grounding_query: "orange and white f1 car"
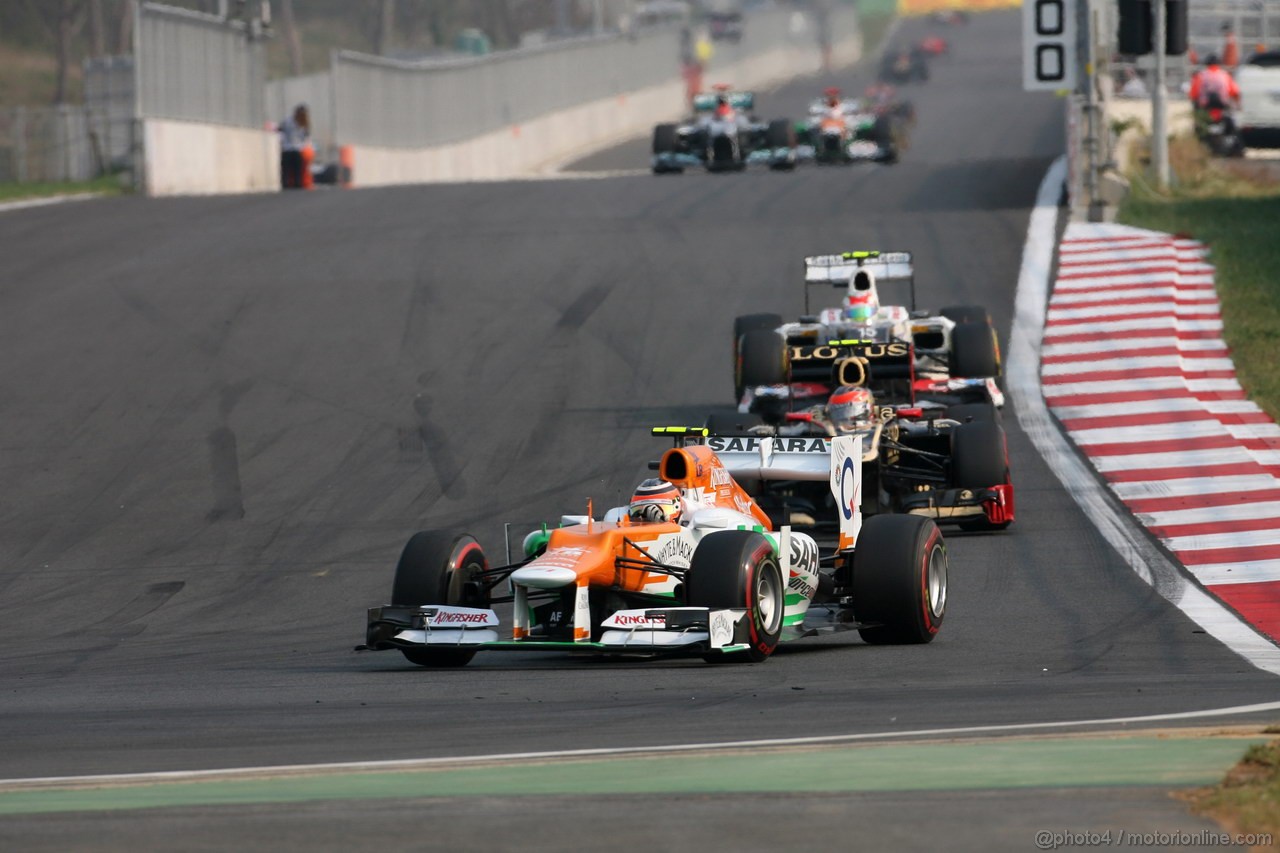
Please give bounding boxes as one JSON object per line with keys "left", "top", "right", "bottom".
{"left": 360, "top": 429, "right": 948, "bottom": 667}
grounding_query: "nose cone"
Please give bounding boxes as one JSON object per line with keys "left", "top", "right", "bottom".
{"left": 511, "top": 564, "right": 578, "bottom": 589}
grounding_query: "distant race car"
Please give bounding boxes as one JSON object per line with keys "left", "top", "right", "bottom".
{"left": 917, "top": 35, "right": 949, "bottom": 57}
{"left": 731, "top": 251, "right": 1003, "bottom": 409}
{"left": 360, "top": 429, "right": 948, "bottom": 667}
{"left": 652, "top": 89, "right": 796, "bottom": 173}
{"left": 880, "top": 45, "right": 930, "bottom": 83}
{"left": 793, "top": 89, "right": 904, "bottom": 164}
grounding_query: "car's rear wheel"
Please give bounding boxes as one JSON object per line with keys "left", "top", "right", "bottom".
{"left": 652, "top": 123, "right": 678, "bottom": 154}
{"left": 952, "top": 422, "right": 1012, "bottom": 531}
{"left": 733, "top": 314, "right": 782, "bottom": 397}
{"left": 950, "top": 421, "right": 1007, "bottom": 490}
{"left": 852, "top": 514, "right": 946, "bottom": 644}
{"left": 766, "top": 118, "right": 795, "bottom": 149}
{"left": 686, "top": 531, "right": 784, "bottom": 662}
{"left": 737, "top": 328, "right": 788, "bottom": 392}
{"left": 950, "top": 321, "right": 1000, "bottom": 378}
{"left": 391, "top": 530, "right": 490, "bottom": 667}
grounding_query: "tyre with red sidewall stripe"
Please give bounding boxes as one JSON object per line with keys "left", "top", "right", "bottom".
{"left": 686, "top": 530, "right": 784, "bottom": 663}
{"left": 391, "top": 530, "right": 490, "bottom": 667}
{"left": 851, "top": 514, "right": 947, "bottom": 644}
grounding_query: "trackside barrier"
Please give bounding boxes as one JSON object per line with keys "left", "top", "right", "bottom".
{"left": 135, "top": 2, "right": 277, "bottom": 196}
{"left": 338, "top": 8, "right": 864, "bottom": 187}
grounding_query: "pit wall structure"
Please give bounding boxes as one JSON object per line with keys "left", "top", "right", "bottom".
{"left": 135, "top": 3, "right": 278, "bottom": 197}
{"left": 346, "top": 30, "right": 865, "bottom": 187}
{"left": 141, "top": 119, "right": 279, "bottom": 196}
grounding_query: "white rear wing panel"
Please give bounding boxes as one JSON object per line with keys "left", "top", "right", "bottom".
{"left": 804, "top": 251, "right": 914, "bottom": 285}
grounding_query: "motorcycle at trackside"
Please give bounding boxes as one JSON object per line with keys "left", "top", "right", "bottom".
{"left": 1195, "top": 95, "right": 1245, "bottom": 158}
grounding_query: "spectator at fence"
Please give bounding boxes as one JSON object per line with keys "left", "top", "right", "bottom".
{"left": 1118, "top": 67, "right": 1149, "bottom": 98}
{"left": 1222, "top": 22, "right": 1240, "bottom": 69}
{"left": 279, "top": 103, "right": 311, "bottom": 189}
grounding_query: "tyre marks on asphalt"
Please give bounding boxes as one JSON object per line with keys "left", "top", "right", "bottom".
{"left": 206, "top": 381, "right": 253, "bottom": 522}
{"left": 1041, "top": 223, "right": 1280, "bottom": 643}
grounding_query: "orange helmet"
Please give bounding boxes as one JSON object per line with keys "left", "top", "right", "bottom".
{"left": 628, "top": 479, "right": 683, "bottom": 523}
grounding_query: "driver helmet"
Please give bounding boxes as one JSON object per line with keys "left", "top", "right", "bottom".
{"left": 827, "top": 386, "right": 874, "bottom": 432}
{"left": 844, "top": 289, "right": 879, "bottom": 324}
{"left": 715, "top": 93, "right": 734, "bottom": 119}
{"left": 1205, "top": 53, "right": 1221, "bottom": 67}
{"left": 824, "top": 86, "right": 841, "bottom": 108}
{"left": 628, "top": 479, "right": 683, "bottom": 524}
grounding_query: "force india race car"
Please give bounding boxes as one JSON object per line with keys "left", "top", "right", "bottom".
{"left": 731, "top": 251, "right": 1003, "bottom": 412}
{"left": 793, "top": 90, "right": 903, "bottom": 165}
{"left": 360, "top": 429, "right": 947, "bottom": 667}
{"left": 652, "top": 89, "right": 796, "bottom": 173}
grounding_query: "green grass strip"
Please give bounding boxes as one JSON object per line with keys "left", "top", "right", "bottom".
{"left": 0, "top": 174, "right": 124, "bottom": 202}
{"left": 0, "top": 736, "right": 1262, "bottom": 816}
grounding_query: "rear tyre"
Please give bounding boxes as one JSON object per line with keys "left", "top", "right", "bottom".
{"left": 391, "top": 530, "right": 490, "bottom": 667}
{"left": 737, "top": 328, "right": 788, "bottom": 392}
{"left": 951, "top": 422, "right": 1007, "bottom": 489}
{"left": 852, "top": 514, "right": 946, "bottom": 644}
{"left": 952, "top": 422, "right": 1012, "bottom": 531}
{"left": 652, "top": 123, "right": 678, "bottom": 154}
{"left": 950, "top": 321, "right": 1000, "bottom": 378}
{"left": 766, "top": 118, "right": 795, "bottom": 149}
{"left": 733, "top": 313, "right": 782, "bottom": 397}
{"left": 686, "top": 530, "right": 784, "bottom": 662}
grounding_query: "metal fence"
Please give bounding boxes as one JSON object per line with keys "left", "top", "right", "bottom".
{"left": 330, "top": 7, "right": 822, "bottom": 150}
{"left": 0, "top": 106, "right": 97, "bottom": 183}
{"left": 84, "top": 56, "right": 137, "bottom": 172}
{"left": 136, "top": 1, "right": 267, "bottom": 128}
{"left": 1188, "top": 0, "right": 1280, "bottom": 60}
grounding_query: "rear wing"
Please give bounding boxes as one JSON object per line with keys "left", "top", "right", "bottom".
{"left": 802, "top": 250, "right": 916, "bottom": 313}
{"left": 693, "top": 90, "right": 755, "bottom": 112}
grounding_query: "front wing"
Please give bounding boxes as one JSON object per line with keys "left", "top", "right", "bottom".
{"left": 362, "top": 604, "right": 758, "bottom": 658}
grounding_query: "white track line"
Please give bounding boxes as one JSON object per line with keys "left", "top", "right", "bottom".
{"left": 0, "top": 192, "right": 100, "bottom": 214}
{"left": 3, "top": 699, "right": 1280, "bottom": 791}
{"left": 1008, "top": 156, "right": 1280, "bottom": 677}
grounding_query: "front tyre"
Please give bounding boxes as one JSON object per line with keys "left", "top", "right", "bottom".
{"left": 391, "top": 530, "right": 490, "bottom": 667}
{"left": 686, "top": 531, "right": 784, "bottom": 662}
{"left": 852, "top": 515, "right": 946, "bottom": 644}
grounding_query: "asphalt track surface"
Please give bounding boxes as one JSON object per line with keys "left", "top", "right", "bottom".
{"left": 0, "top": 12, "right": 1277, "bottom": 845}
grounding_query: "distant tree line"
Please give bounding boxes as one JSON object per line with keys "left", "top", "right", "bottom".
{"left": 1, "top": 1, "right": 627, "bottom": 103}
